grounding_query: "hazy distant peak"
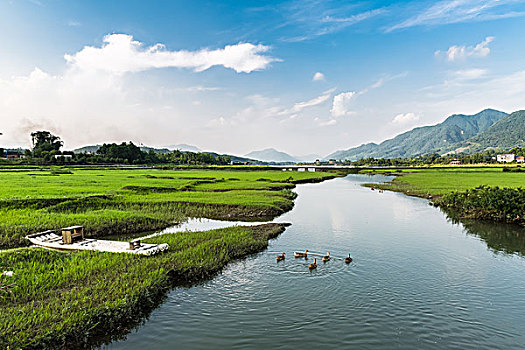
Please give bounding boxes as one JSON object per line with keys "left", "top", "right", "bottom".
{"left": 244, "top": 148, "right": 298, "bottom": 163}
{"left": 165, "top": 144, "right": 201, "bottom": 152}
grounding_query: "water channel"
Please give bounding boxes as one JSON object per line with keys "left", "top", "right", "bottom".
{"left": 105, "top": 174, "right": 525, "bottom": 349}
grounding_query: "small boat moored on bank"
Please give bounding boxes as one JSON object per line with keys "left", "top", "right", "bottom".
{"left": 26, "top": 227, "right": 169, "bottom": 256}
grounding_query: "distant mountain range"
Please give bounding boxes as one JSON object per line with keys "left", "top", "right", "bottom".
{"left": 72, "top": 108, "right": 525, "bottom": 163}
{"left": 326, "top": 108, "right": 523, "bottom": 160}
{"left": 244, "top": 148, "right": 321, "bottom": 163}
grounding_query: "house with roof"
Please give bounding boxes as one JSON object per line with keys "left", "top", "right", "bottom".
{"left": 497, "top": 154, "right": 515, "bottom": 163}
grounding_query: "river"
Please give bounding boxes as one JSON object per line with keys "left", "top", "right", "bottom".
{"left": 104, "top": 174, "right": 525, "bottom": 349}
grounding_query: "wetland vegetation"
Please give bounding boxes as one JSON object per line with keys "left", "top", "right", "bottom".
{"left": 0, "top": 166, "right": 338, "bottom": 249}
{"left": 0, "top": 165, "right": 340, "bottom": 349}
{"left": 0, "top": 223, "right": 288, "bottom": 349}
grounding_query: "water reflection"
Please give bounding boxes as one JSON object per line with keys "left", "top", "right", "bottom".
{"left": 446, "top": 214, "right": 525, "bottom": 256}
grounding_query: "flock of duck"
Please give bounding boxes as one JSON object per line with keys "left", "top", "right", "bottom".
{"left": 275, "top": 250, "right": 353, "bottom": 270}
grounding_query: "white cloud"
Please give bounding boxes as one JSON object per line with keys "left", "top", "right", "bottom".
{"left": 392, "top": 112, "right": 420, "bottom": 124}
{"left": 435, "top": 37, "right": 494, "bottom": 61}
{"left": 388, "top": 0, "right": 525, "bottom": 32}
{"left": 278, "top": 89, "right": 334, "bottom": 116}
{"left": 330, "top": 91, "right": 356, "bottom": 117}
{"left": 318, "top": 119, "right": 337, "bottom": 126}
{"left": 312, "top": 72, "right": 325, "bottom": 81}
{"left": 280, "top": 5, "right": 386, "bottom": 42}
{"left": 64, "top": 34, "right": 278, "bottom": 74}
{"left": 0, "top": 34, "right": 281, "bottom": 149}
{"left": 289, "top": 93, "right": 331, "bottom": 113}
{"left": 451, "top": 68, "right": 488, "bottom": 80}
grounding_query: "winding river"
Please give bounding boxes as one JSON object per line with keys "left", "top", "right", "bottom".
{"left": 104, "top": 174, "right": 525, "bottom": 349}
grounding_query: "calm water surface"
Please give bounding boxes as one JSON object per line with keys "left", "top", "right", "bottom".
{"left": 105, "top": 175, "right": 525, "bottom": 349}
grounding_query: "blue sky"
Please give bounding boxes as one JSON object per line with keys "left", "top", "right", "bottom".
{"left": 1, "top": 0, "right": 525, "bottom": 156}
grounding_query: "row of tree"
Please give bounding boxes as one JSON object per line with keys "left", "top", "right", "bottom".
{"left": 2, "top": 131, "right": 231, "bottom": 165}
{"left": 4, "top": 131, "right": 525, "bottom": 166}
{"left": 333, "top": 149, "right": 524, "bottom": 167}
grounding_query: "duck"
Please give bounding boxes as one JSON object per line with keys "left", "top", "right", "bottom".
{"left": 276, "top": 252, "right": 285, "bottom": 261}
{"left": 322, "top": 252, "right": 331, "bottom": 262}
{"left": 308, "top": 258, "right": 318, "bottom": 270}
{"left": 294, "top": 249, "right": 309, "bottom": 258}
{"left": 344, "top": 253, "right": 353, "bottom": 264}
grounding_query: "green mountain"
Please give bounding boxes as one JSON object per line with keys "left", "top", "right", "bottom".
{"left": 455, "top": 110, "right": 525, "bottom": 152}
{"left": 328, "top": 109, "right": 508, "bottom": 160}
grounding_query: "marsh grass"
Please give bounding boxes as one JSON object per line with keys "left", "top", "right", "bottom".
{"left": 0, "top": 167, "right": 337, "bottom": 248}
{"left": 0, "top": 223, "right": 288, "bottom": 349}
{"left": 363, "top": 167, "right": 525, "bottom": 197}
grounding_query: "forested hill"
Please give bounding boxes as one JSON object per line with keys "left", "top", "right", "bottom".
{"left": 327, "top": 109, "right": 508, "bottom": 160}
{"left": 456, "top": 110, "right": 525, "bottom": 152}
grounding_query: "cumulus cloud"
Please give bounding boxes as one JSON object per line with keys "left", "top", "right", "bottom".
{"left": 435, "top": 37, "right": 494, "bottom": 62}
{"left": 312, "top": 72, "right": 325, "bottom": 81}
{"left": 64, "top": 34, "right": 278, "bottom": 74}
{"left": 330, "top": 91, "right": 356, "bottom": 117}
{"left": 392, "top": 112, "right": 420, "bottom": 124}
{"left": 0, "top": 34, "right": 281, "bottom": 148}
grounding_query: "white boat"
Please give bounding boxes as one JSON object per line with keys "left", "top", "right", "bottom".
{"left": 26, "top": 230, "right": 169, "bottom": 256}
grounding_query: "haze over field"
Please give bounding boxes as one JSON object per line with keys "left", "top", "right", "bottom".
{"left": 2, "top": 0, "right": 525, "bottom": 156}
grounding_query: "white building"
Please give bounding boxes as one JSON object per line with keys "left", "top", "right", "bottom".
{"left": 497, "top": 154, "right": 515, "bottom": 163}
{"left": 54, "top": 154, "right": 73, "bottom": 159}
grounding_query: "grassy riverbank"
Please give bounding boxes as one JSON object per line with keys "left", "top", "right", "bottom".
{"left": 0, "top": 166, "right": 339, "bottom": 249}
{"left": 363, "top": 167, "right": 525, "bottom": 197}
{"left": 363, "top": 167, "right": 525, "bottom": 224}
{"left": 0, "top": 223, "right": 289, "bottom": 349}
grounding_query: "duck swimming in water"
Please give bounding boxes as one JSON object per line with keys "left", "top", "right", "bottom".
{"left": 322, "top": 252, "right": 331, "bottom": 262}
{"left": 344, "top": 253, "right": 353, "bottom": 264}
{"left": 294, "top": 249, "right": 309, "bottom": 258}
{"left": 308, "top": 258, "right": 318, "bottom": 270}
{"left": 276, "top": 252, "right": 285, "bottom": 261}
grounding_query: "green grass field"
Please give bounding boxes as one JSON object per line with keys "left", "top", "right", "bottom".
{"left": 365, "top": 167, "right": 525, "bottom": 196}
{"left": 0, "top": 166, "right": 339, "bottom": 249}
